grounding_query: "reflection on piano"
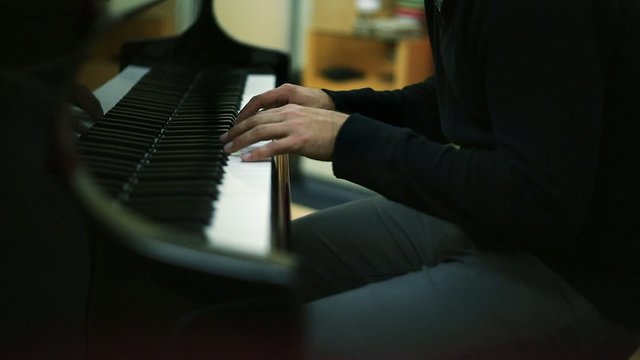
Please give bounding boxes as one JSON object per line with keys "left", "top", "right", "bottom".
{"left": 74, "top": 0, "right": 296, "bottom": 284}
{"left": 3, "top": 1, "right": 300, "bottom": 358}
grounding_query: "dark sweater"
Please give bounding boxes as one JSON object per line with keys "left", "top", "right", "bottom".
{"left": 327, "top": 0, "right": 640, "bottom": 329}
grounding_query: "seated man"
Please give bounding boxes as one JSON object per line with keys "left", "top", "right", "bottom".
{"left": 222, "top": 0, "right": 640, "bottom": 358}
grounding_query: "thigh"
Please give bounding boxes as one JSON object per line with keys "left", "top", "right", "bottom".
{"left": 303, "top": 252, "right": 636, "bottom": 360}
{"left": 291, "top": 196, "right": 475, "bottom": 293}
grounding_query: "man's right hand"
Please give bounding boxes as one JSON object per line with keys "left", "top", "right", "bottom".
{"left": 236, "top": 83, "right": 335, "bottom": 123}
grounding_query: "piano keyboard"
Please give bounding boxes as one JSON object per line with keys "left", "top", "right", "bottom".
{"left": 83, "top": 65, "right": 278, "bottom": 257}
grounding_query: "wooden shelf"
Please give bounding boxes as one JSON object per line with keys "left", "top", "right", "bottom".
{"left": 302, "top": 30, "right": 434, "bottom": 91}
{"left": 76, "top": 0, "right": 177, "bottom": 90}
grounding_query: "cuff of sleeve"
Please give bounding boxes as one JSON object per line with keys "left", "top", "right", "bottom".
{"left": 323, "top": 88, "right": 376, "bottom": 113}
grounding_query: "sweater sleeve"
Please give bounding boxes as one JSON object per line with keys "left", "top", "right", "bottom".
{"left": 324, "top": 77, "right": 446, "bottom": 142}
{"left": 332, "top": 0, "right": 604, "bottom": 253}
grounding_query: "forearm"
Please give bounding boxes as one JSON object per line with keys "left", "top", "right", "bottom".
{"left": 324, "top": 77, "right": 445, "bottom": 142}
{"left": 332, "top": 114, "right": 598, "bottom": 255}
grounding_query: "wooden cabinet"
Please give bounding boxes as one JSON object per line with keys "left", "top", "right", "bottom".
{"left": 76, "top": 0, "right": 177, "bottom": 90}
{"left": 302, "top": 30, "right": 434, "bottom": 91}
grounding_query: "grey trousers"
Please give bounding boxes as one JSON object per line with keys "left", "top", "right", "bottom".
{"left": 292, "top": 196, "right": 637, "bottom": 359}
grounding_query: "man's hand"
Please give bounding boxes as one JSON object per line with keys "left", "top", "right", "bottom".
{"left": 71, "top": 83, "right": 103, "bottom": 133}
{"left": 237, "top": 83, "right": 335, "bottom": 123}
{"left": 222, "top": 104, "right": 348, "bottom": 162}
{"left": 72, "top": 83, "right": 103, "bottom": 121}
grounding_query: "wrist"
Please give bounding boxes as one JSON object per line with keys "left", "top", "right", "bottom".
{"left": 320, "top": 89, "right": 336, "bottom": 111}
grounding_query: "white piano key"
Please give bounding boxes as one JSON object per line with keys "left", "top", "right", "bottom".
{"left": 205, "top": 74, "right": 276, "bottom": 256}
{"left": 241, "top": 74, "right": 277, "bottom": 108}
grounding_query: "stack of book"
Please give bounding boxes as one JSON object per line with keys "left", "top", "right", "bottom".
{"left": 395, "top": 0, "right": 426, "bottom": 21}
{"left": 354, "top": 0, "right": 427, "bottom": 39}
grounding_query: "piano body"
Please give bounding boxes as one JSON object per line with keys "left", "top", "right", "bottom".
{"left": 77, "top": 0, "right": 295, "bottom": 281}
{"left": 71, "top": 1, "right": 303, "bottom": 358}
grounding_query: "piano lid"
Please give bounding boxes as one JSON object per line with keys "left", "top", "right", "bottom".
{"left": 119, "top": 0, "right": 290, "bottom": 85}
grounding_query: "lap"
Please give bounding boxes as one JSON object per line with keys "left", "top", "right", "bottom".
{"left": 304, "top": 252, "right": 632, "bottom": 359}
{"left": 292, "top": 196, "right": 635, "bottom": 359}
{"left": 291, "top": 196, "right": 475, "bottom": 295}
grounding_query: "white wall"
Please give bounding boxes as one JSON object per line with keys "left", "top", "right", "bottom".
{"left": 215, "top": 0, "right": 292, "bottom": 52}
{"left": 292, "top": 0, "right": 313, "bottom": 71}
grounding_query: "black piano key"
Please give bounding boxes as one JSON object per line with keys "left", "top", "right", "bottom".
{"left": 157, "top": 137, "right": 224, "bottom": 144}
{"left": 146, "top": 156, "right": 224, "bottom": 164}
{"left": 179, "top": 102, "right": 239, "bottom": 109}
{"left": 80, "top": 132, "right": 151, "bottom": 149}
{"left": 79, "top": 154, "right": 142, "bottom": 168}
{"left": 124, "top": 88, "right": 184, "bottom": 97}
{"left": 77, "top": 142, "right": 148, "bottom": 156}
{"left": 167, "top": 121, "right": 231, "bottom": 127}
{"left": 97, "top": 122, "right": 162, "bottom": 135}
{"left": 77, "top": 66, "right": 248, "bottom": 230}
{"left": 154, "top": 142, "right": 221, "bottom": 149}
{"left": 162, "top": 129, "right": 228, "bottom": 136}
{"left": 87, "top": 127, "right": 157, "bottom": 142}
{"left": 79, "top": 147, "right": 147, "bottom": 162}
{"left": 116, "top": 100, "right": 177, "bottom": 112}
{"left": 104, "top": 112, "right": 170, "bottom": 124}
{"left": 97, "top": 120, "right": 164, "bottom": 132}
{"left": 129, "top": 179, "right": 224, "bottom": 189}
{"left": 143, "top": 159, "right": 226, "bottom": 168}
{"left": 92, "top": 178, "right": 126, "bottom": 192}
{"left": 171, "top": 116, "right": 236, "bottom": 123}
{"left": 149, "top": 151, "right": 224, "bottom": 160}
{"left": 85, "top": 160, "right": 138, "bottom": 174}
{"left": 107, "top": 108, "right": 174, "bottom": 120}
{"left": 87, "top": 168, "right": 133, "bottom": 182}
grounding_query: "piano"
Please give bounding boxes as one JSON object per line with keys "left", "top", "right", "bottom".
{"left": 71, "top": 1, "right": 305, "bottom": 358}
{"left": 73, "top": 0, "right": 297, "bottom": 286}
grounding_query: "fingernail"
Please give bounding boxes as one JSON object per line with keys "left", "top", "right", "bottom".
{"left": 241, "top": 151, "right": 252, "bottom": 161}
{"left": 223, "top": 141, "right": 233, "bottom": 153}
{"left": 220, "top": 132, "right": 228, "bottom": 142}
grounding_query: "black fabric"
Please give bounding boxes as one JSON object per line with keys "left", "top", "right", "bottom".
{"left": 326, "top": 0, "right": 640, "bottom": 330}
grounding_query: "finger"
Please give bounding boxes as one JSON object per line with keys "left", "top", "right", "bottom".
{"left": 225, "top": 108, "right": 284, "bottom": 143}
{"left": 237, "top": 91, "right": 281, "bottom": 123}
{"left": 72, "top": 116, "right": 91, "bottom": 134}
{"left": 224, "top": 122, "right": 289, "bottom": 155}
{"left": 241, "top": 137, "right": 297, "bottom": 162}
{"left": 83, "top": 100, "right": 104, "bottom": 121}
{"left": 237, "top": 87, "right": 290, "bottom": 123}
{"left": 73, "top": 84, "right": 104, "bottom": 120}
{"left": 236, "top": 96, "right": 264, "bottom": 123}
